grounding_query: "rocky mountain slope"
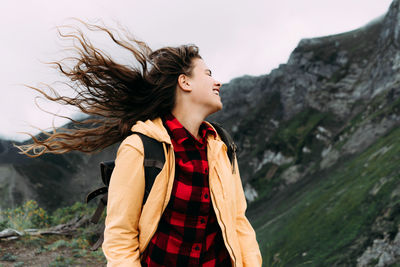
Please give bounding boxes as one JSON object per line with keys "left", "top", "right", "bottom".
{"left": 0, "top": 139, "right": 118, "bottom": 211}
{"left": 214, "top": 0, "right": 400, "bottom": 264}
{"left": 3, "top": 0, "right": 400, "bottom": 265}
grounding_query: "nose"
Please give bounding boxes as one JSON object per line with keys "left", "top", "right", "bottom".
{"left": 214, "top": 80, "right": 222, "bottom": 88}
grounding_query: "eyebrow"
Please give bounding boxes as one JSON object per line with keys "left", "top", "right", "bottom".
{"left": 205, "top": 69, "right": 212, "bottom": 75}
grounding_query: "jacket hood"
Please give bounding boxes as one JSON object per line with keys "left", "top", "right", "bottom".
{"left": 131, "top": 118, "right": 172, "bottom": 144}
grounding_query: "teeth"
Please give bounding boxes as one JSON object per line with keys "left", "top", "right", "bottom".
{"left": 213, "top": 89, "right": 219, "bottom": 95}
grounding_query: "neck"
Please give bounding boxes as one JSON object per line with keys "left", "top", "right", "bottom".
{"left": 171, "top": 107, "right": 207, "bottom": 140}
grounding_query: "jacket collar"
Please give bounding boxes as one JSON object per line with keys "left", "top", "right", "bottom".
{"left": 130, "top": 117, "right": 223, "bottom": 146}
{"left": 163, "top": 113, "right": 216, "bottom": 146}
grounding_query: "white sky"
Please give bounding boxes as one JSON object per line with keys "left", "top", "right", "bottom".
{"left": 0, "top": 0, "right": 394, "bottom": 141}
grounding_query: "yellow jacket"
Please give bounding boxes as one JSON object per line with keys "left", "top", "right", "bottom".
{"left": 102, "top": 118, "right": 262, "bottom": 267}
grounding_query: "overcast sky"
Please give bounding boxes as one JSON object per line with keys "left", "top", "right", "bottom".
{"left": 1, "top": 0, "right": 394, "bottom": 141}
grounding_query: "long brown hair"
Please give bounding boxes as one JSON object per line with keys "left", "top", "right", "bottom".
{"left": 16, "top": 20, "right": 201, "bottom": 157}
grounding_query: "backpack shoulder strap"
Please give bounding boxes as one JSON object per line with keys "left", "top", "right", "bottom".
{"left": 134, "top": 132, "right": 166, "bottom": 205}
{"left": 209, "top": 122, "right": 238, "bottom": 174}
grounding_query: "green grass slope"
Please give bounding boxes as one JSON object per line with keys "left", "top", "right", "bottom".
{"left": 251, "top": 126, "right": 400, "bottom": 266}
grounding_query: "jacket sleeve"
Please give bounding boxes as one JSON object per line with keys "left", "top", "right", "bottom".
{"left": 233, "top": 158, "right": 263, "bottom": 267}
{"left": 102, "top": 136, "right": 145, "bottom": 267}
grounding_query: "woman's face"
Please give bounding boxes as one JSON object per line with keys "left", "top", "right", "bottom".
{"left": 187, "top": 58, "right": 222, "bottom": 115}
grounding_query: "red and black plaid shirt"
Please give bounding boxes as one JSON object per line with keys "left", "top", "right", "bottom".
{"left": 141, "top": 114, "right": 231, "bottom": 267}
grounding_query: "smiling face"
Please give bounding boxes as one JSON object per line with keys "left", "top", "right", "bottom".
{"left": 184, "top": 58, "right": 222, "bottom": 116}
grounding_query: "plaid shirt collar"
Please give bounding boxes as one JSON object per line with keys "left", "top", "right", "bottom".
{"left": 163, "top": 113, "right": 216, "bottom": 145}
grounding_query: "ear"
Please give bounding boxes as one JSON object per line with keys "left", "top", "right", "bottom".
{"left": 177, "top": 74, "right": 192, "bottom": 92}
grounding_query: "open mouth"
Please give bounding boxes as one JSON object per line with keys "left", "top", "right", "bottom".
{"left": 213, "top": 89, "right": 220, "bottom": 95}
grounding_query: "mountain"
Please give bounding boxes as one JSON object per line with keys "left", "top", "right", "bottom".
{"left": 2, "top": 0, "right": 400, "bottom": 265}
{"left": 208, "top": 0, "right": 400, "bottom": 265}
{"left": 0, "top": 138, "right": 118, "bottom": 211}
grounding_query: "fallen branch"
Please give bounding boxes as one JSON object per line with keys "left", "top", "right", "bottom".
{"left": 0, "top": 229, "right": 23, "bottom": 239}
{"left": 0, "top": 215, "right": 91, "bottom": 239}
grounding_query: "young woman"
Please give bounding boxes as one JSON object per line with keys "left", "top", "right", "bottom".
{"left": 18, "top": 21, "right": 262, "bottom": 267}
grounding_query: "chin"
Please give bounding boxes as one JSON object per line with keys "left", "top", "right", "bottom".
{"left": 208, "top": 102, "right": 223, "bottom": 116}
{"left": 216, "top": 102, "right": 223, "bottom": 111}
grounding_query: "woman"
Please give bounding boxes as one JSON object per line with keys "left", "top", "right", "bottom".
{"left": 17, "top": 21, "right": 261, "bottom": 267}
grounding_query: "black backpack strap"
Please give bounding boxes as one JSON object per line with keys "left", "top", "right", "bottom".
{"left": 89, "top": 193, "right": 108, "bottom": 224}
{"left": 134, "top": 132, "right": 166, "bottom": 205}
{"left": 210, "top": 122, "right": 238, "bottom": 174}
{"left": 91, "top": 224, "right": 105, "bottom": 251}
{"left": 100, "top": 161, "right": 115, "bottom": 186}
{"left": 85, "top": 161, "right": 114, "bottom": 207}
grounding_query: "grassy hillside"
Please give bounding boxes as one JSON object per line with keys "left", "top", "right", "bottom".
{"left": 249, "top": 126, "right": 400, "bottom": 266}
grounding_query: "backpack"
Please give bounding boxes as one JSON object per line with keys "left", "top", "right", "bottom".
{"left": 86, "top": 122, "right": 237, "bottom": 250}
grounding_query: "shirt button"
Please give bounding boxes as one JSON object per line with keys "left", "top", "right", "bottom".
{"left": 204, "top": 194, "right": 209, "bottom": 199}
